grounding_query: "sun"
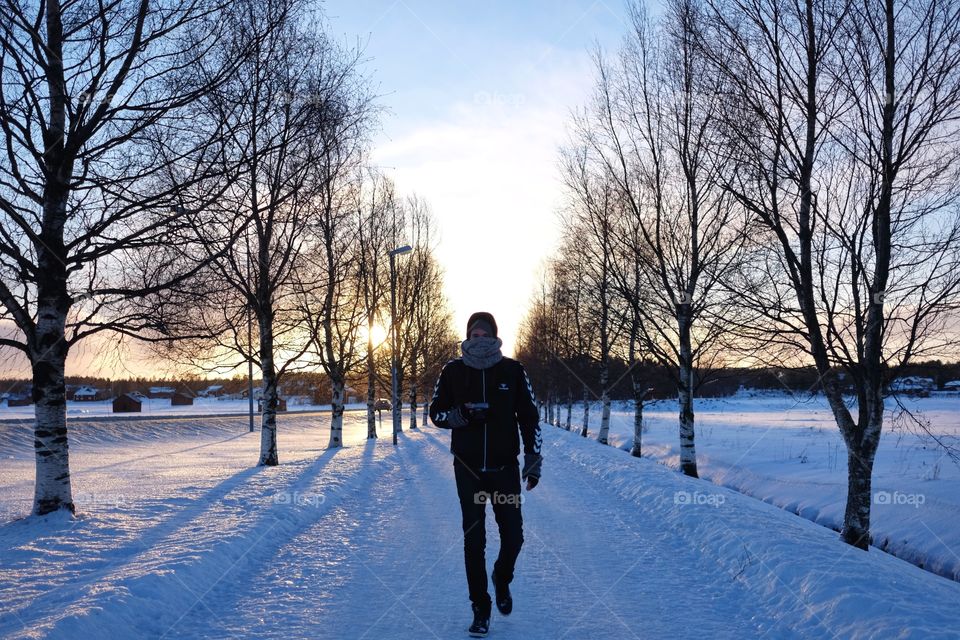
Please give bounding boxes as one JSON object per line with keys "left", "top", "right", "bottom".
{"left": 360, "top": 322, "right": 389, "bottom": 348}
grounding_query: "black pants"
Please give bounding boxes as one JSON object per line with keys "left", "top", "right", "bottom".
{"left": 454, "top": 460, "right": 524, "bottom": 610}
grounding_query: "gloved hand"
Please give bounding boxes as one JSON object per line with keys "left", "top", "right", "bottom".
{"left": 445, "top": 403, "right": 488, "bottom": 428}
{"left": 463, "top": 402, "right": 489, "bottom": 424}
{"left": 522, "top": 453, "right": 542, "bottom": 490}
{"left": 446, "top": 405, "right": 470, "bottom": 428}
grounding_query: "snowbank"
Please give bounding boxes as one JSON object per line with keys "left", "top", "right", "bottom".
{"left": 549, "top": 427, "right": 960, "bottom": 639}
{"left": 563, "top": 392, "right": 960, "bottom": 582}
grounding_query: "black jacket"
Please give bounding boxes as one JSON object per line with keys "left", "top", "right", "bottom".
{"left": 429, "top": 356, "right": 542, "bottom": 473}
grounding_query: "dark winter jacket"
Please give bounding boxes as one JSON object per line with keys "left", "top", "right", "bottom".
{"left": 429, "top": 356, "right": 542, "bottom": 474}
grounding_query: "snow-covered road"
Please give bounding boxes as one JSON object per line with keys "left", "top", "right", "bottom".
{"left": 2, "top": 415, "right": 959, "bottom": 639}
{"left": 176, "top": 428, "right": 767, "bottom": 639}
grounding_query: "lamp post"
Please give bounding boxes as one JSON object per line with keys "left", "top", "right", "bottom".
{"left": 388, "top": 244, "right": 413, "bottom": 445}
{"left": 246, "top": 225, "right": 255, "bottom": 433}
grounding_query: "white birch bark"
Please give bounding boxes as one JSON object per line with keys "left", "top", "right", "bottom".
{"left": 258, "top": 315, "right": 279, "bottom": 466}
{"left": 31, "top": 308, "right": 73, "bottom": 514}
{"left": 630, "top": 377, "right": 645, "bottom": 458}
{"left": 408, "top": 381, "right": 418, "bottom": 430}
{"left": 677, "top": 312, "right": 698, "bottom": 477}
{"left": 597, "top": 364, "right": 611, "bottom": 445}
{"left": 328, "top": 378, "right": 345, "bottom": 448}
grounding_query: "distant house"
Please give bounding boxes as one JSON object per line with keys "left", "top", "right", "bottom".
{"left": 129, "top": 391, "right": 148, "bottom": 402}
{"left": 72, "top": 386, "right": 100, "bottom": 401}
{"left": 148, "top": 386, "right": 176, "bottom": 399}
{"left": 243, "top": 388, "right": 264, "bottom": 400}
{"left": 7, "top": 396, "right": 32, "bottom": 407}
{"left": 890, "top": 376, "right": 936, "bottom": 396}
{"left": 113, "top": 394, "right": 142, "bottom": 413}
{"left": 284, "top": 395, "right": 311, "bottom": 407}
{"left": 944, "top": 380, "right": 960, "bottom": 392}
{"left": 198, "top": 384, "right": 224, "bottom": 398}
{"left": 171, "top": 392, "right": 194, "bottom": 406}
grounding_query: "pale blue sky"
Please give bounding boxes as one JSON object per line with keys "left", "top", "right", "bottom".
{"left": 325, "top": 0, "right": 633, "bottom": 353}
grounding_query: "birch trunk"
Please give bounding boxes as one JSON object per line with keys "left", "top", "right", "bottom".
{"left": 565, "top": 391, "right": 573, "bottom": 431}
{"left": 258, "top": 315, "right": 279, "bottom": 466}
{"left": 408, "top": 380, "right": 418, "bottom": 430}
{"left": 394, "top": 370, "right": 405, "bottom": 435}
{"left": 597, "top": 364, "right": 611, "bottom": 445}
{"left": 328, "top": 377, "right": 345, "bottom": 448}
{"left": 630, "top": 376, "right": 645, "bottom": 458}
{"left": 580, "top": 385, "right": 590, "bottom": 437}
{"left": 31, "top": 300, "right": 73, "bottom": 514}
{"left": 421, "top": 400, "right": 428, "bottom": 427}
{"left": 677, "top": 311, "right": 698, "bottom": 477}
{"left": 843, "top": 439, "right": 877, "bottom": 548}
{"left": 827, "top": 376, "right": 883, "bottom": 549}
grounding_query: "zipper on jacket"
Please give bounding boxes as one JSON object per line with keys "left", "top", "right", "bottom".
{"left": 482, "top": 368, "right": 487, "bottom": 472}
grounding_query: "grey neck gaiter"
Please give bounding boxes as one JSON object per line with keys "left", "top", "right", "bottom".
{"left": 461, "top": 336, "right": 504, "bottom": 370}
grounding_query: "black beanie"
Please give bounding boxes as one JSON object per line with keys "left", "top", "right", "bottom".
{"left": 466, "top": 311, "right": 498, "bottom": 338}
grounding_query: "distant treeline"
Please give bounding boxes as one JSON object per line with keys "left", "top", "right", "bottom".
{"left": 519, "top": 359, "right": 960, "bottom": 403}
{"left": 0, "top": 371, "right": 380, "bottom": 405}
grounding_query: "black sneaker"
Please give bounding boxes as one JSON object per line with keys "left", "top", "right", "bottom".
{"left": 468, "top": 603, "right": 491, "bottom": 637}
{"left": 491, "top": 571, "right": 512, "bottom": 615}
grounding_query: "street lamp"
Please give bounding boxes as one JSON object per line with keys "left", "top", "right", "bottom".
{"left": 246, "top": 223, "right": 255, "bottom": 433}
{"left": 388, "top": 244, "right": 413, "bottom": 445}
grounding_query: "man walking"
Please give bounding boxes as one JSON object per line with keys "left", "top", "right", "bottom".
{"left": 429, "top": 311, "right": 543, "bottom": 637}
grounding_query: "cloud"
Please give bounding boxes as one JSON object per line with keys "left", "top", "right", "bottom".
{"left": 372, "top": 54, "right": 595, "bottom": 354}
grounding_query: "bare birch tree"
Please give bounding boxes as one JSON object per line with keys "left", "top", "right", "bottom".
{"left": 152, "top": 0, "right": 371, "bottom": 463}
{"left": 559, "top": 148, "right": 627, "bottom": 445}
{"left": 302, "top": 146, "right": 370, "bottom": 449}
{"left": 703, "top": 0, "right": 960, "bottom": 548}
{"left": 0, "top": 0, "right": 263, "bottom": 514}
{"left": 355, "top": 169, "right": 394, "bottom": 439}
{"left": 571, "top": 0, "right": 746, "bottom": 476}
{"left": 390, "top": 197, "right": 458, "bottom": 433}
